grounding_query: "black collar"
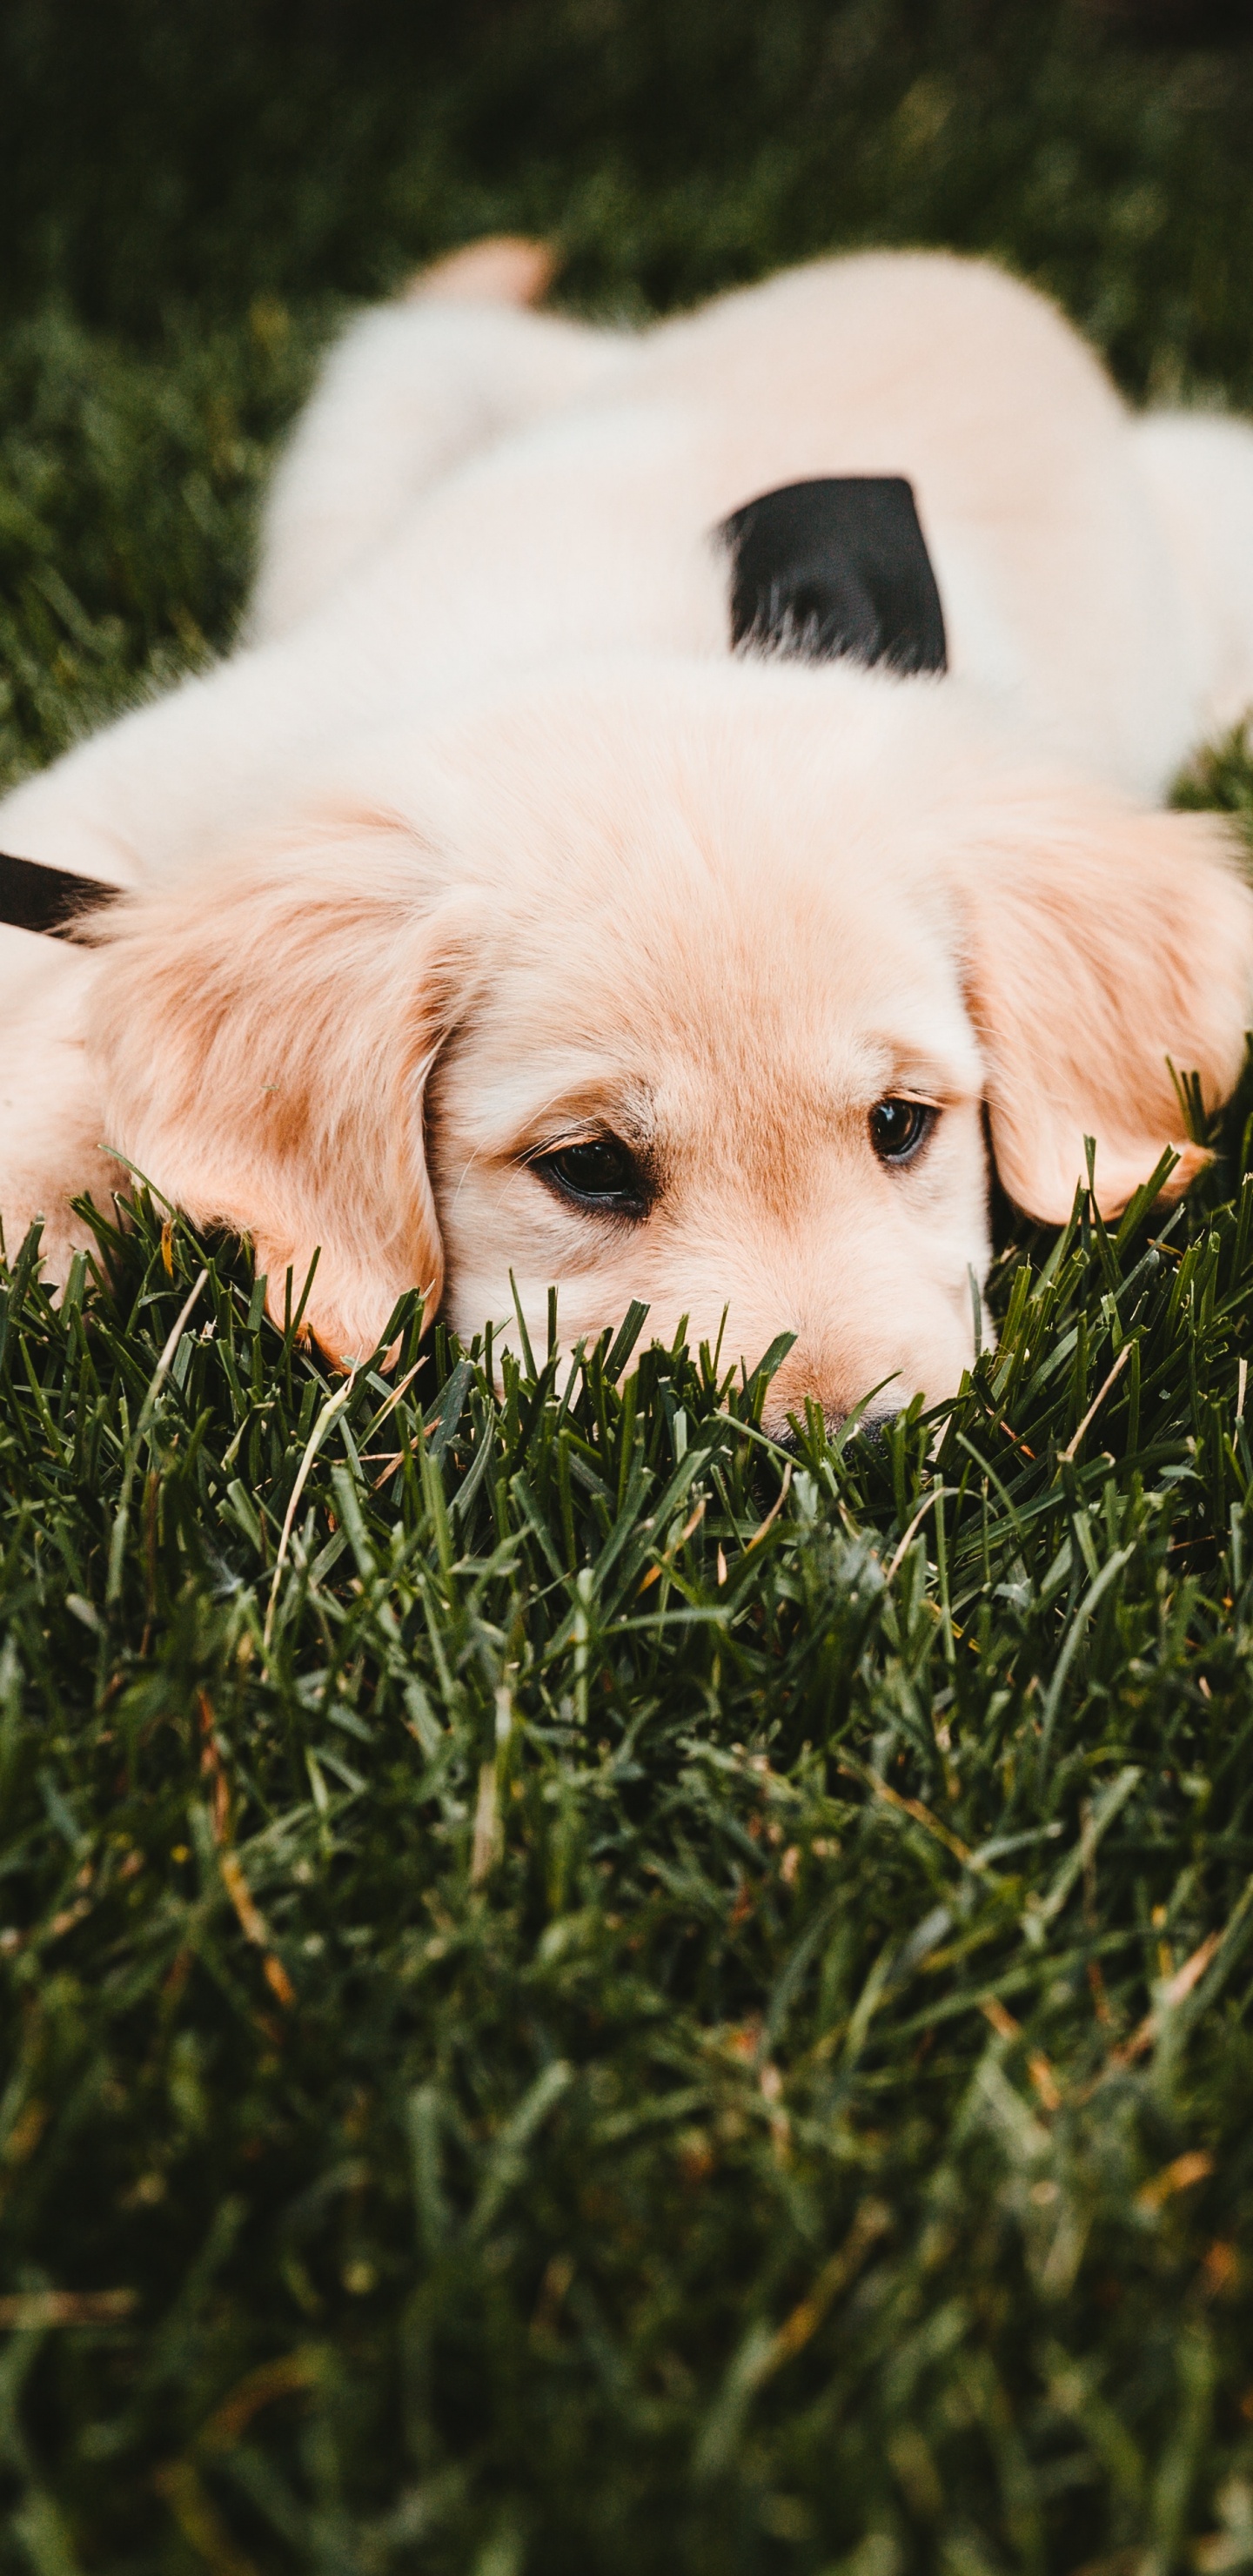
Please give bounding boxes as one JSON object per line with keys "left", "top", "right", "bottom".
{"left": 0, "top": 849, "right": 122, "bottom": 938}
{"left": 720, "top": 475, "right": 947, "bottom": 674}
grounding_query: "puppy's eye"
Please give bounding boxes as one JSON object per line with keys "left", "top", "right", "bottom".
{"left": 532, "top": 1136, "right": 647, "bottom": 1212}
{"left": 869, "top": 1097, "right": 937, "bottom": 1164}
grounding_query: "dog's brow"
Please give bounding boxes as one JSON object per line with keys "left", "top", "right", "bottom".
{"left": 507, "top": 1071, "right": 611, "bottom": 1144}
{"left": 881, "top": 1043, "right": 980, "bottom": 1101}
{"left": 479, "top": 1070, "right": 656, "bottom": 1155}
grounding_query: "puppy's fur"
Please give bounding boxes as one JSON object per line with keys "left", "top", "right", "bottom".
{"left": 2, "top": 242, "right": 1251, "bottom": 1432}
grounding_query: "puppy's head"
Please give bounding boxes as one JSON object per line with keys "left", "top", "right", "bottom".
{"left": 90, "top": 661, "right": 1253, "bottom": 1434}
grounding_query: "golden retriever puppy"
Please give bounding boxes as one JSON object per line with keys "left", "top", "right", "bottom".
{"left": 0, "top": 242, "right": 1250, "bottom": 1431}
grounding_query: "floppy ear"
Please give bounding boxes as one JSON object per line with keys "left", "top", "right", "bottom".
{"left": 955, "top": 788, "right": 1253, "bottom": 1221}
{"left": 88, "top": 813, "right": 481, "bottom": 1364}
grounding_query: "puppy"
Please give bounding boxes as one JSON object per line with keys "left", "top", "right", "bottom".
{"left": 1, "top": 240, "right": 1251, "bottom": 1434}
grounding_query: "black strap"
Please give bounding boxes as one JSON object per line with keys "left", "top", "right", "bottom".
{"left": 720, "top": 475, "right": 947, "bottom": 675}
{"left": 0, "top": 849, "right": 123, "bottom": 938}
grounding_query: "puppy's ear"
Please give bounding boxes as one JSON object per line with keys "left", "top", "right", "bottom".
{"left": 89, "top": 815, "right": 480, "bottom": 1364}
{"left": 955, "top": 789, "right": 1253, "bottom": 1222}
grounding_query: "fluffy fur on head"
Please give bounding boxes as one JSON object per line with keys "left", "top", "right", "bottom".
{"left": 85, "top": 657, "right": 1253, "bottom": 1431}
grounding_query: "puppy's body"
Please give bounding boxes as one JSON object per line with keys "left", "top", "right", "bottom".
{"left": 3, "top": 252, "right": 1247, "bottom": 881}
{"left": 1, "top": 247, "right": 1251, "bottom": 1427}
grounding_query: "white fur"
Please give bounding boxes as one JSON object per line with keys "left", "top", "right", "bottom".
{"left": 1, "top": 246, "right": 1250, "bottom": 1423}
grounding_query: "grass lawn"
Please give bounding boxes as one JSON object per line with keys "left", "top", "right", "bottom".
{"left": 9, "top": 5, "right": 1253, "bottom": 2569}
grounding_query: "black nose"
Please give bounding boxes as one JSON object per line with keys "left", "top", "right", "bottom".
{"left": 769, "top": 1403, "right": 900, "bottom": 1457}
{"left": 849, "top": 1405, "right": 898, "bottom": 1452}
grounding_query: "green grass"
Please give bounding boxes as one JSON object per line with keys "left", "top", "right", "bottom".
{"left": 10, "top": 4, "right": 1253, "bottom": 2569}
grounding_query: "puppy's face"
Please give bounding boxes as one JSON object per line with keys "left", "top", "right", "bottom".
{"left": 430, "top": 828, "right": 986, "bottom": 1435}
{"left": 90, "top": 659, "right": 1253, "bottom": 1432}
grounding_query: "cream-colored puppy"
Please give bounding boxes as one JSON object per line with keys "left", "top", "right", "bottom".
{"left": 1, "top": 240, "right": 1251, "bottom": 1432}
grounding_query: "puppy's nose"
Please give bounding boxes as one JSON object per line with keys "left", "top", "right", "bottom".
{"left": 766, "top": 1402, "right": 900, "bottom": 1453}
{"left": 846, "top": 1405, "right": 897, "bottom": 1451}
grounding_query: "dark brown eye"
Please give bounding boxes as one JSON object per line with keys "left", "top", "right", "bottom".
{"left": 533, "top": 1137, "right": 647, "bottom": 1212}
{"left": 869, "top": 1098, "right": 936, "bottom": 1164}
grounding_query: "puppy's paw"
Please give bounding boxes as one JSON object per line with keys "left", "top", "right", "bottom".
{"left": 407, "top": 236, "right": 557, "bottom": 308}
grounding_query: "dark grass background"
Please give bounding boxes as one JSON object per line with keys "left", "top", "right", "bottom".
{"left": 9, "top": 5, "right": 1253, "bottom": 2571}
